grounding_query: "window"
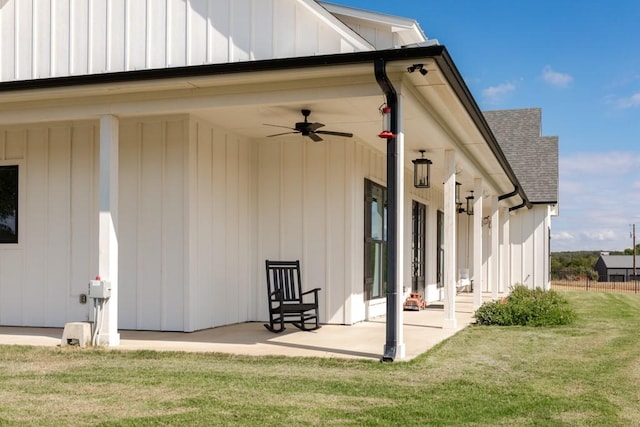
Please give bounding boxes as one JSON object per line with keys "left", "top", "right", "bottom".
{"left": 0, "top": 165, "right": 19, "bottom": 244}
{"left": 364, "top": 179, "right": 387, "bottom": 300}
{"left": 411, "top": 200, "right": 426, "bottom": 294}
{"left": 436, "top": 210, "right": 444, "bottom": 288}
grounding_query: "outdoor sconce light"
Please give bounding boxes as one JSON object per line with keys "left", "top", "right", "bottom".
{"left": 455, "top": 182, "right": 462, "bottom": 211}
{"left": 412, "top": 150, "right": 432, "bottom": 188}
{"left": 455, "top": 185, "right": 474, "bottom": 215}
{"left": 465, "top": 191, "right": 474, "bottom": 216}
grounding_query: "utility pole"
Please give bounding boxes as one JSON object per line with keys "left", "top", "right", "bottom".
{"left": 632, "top": 224, "right": 637, "bottom": 294}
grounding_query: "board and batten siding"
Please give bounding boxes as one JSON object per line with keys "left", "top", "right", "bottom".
{"left": 0, "top": 122, "right": 98, "bottom": 327}
{"left": 118, "top": 117, "right": 188, "bottom": 331}
{"left": 119, "top": 115, "right": 255, "bottom": 332}
{"left": 508, "top": 205, "right": 551, "bottom": 290}
{"left": 185, "top": 117, "right": 254, "bottom": 332}
{"left": 0, "top": 0, "right": 370, "bottom": 83}
{"left": 256, "top": 137, "right": 389, "bottom": 325}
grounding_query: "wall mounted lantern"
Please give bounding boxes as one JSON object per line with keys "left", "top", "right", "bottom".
{"left": 455, "top": 182, "right": 462, "bottom": 210}
{"left": 456, "top": 184, "right": 474, "bottom": 215}
{"left": 465, "top": 191, "right": 474, "bottom": 216}
{"left": 412, "top": 150, "right": 432, "bottom": 188}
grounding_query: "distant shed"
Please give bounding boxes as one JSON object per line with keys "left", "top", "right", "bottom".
{"left": 594, "top": 255, "right": 640, "bottom": 282}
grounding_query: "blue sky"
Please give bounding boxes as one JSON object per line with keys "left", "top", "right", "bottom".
{"left": 335, "top": 0, "right": 640, "bottom": 252}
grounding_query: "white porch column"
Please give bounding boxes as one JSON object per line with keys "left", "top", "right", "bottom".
{"left": 473, "top": 178, "right": 484, "bottom": 310}
{"left": 394, "top": 92, "right": 406, "bottom": 359}
{"left": 443, "top": 150, "right": 457, "bottom": 329}
{"left": 500, "top": 206, "right": 511, "bottom": 294}
{"left": 490, "top": 195, "right": 500, "bottom": 300}
{"left": 98, "top": 114, "right": 120, "bottom": 346}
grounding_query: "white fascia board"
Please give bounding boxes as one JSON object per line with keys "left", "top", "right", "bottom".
{"left": 319, "top": 1, "right": 427, "bottom": 44}
{"left": 299, "top": 0, "right": 375, "bottom": 51}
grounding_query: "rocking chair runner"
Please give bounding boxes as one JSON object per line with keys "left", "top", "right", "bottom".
{"left": 264, "top": 260, "right": 321, "bottom": 333}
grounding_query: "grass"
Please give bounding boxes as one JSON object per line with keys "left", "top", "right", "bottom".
{"left": 0, "top": 291, "right": 639, "bottom": 426}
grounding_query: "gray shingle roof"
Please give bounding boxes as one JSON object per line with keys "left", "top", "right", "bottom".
{"left": 483, "top": 108, "right": 558, "bottom": 204}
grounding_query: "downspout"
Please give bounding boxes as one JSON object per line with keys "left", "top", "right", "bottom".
{"left": 374, "top": 58, "right": 399, "bottom": 362}
{"left": 498, "top": 186, "right": 528, "bottom": 212}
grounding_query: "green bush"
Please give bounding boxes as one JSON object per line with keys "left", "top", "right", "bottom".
{"left": 474, "top": 285, "right": 576, "bottom": 326}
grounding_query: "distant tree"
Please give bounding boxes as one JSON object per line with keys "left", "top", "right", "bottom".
{"left": 551, "top": 251, "right": 599, "bottom": 280}
{"left": 623, "top": 244, "right": 640, "bottom": 255}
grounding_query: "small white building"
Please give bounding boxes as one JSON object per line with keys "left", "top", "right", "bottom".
{"left": 0, "top": 0, "right": 558, "bottom": 359}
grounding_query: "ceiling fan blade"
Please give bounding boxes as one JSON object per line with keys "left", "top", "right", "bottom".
{"left": 267, "top": 131, "right": 299, "bottom": 138}
{"left": 315, "top": 130, "right": 354, "bottom": 138}
{"left": 308, "top": 122, "right": 325, "bottom": 132}
{"left": 264, "top": 123, "right": 295, "bottom": 130}
{"left": 308, "top": 132, "right": 323, "bottom": 142}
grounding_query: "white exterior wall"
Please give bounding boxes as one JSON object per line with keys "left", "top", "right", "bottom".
{"left": 482, "top": 216, "right": 492, "bottom": 293}
{"left": 0, "top": 121, "right": 98, "bottom": 327}
{"left": 333, "top": 16, "right": 395, "bottom": 49}
{"left": 185, "top": 117, "right": 254, "bottom": 332}
{"left": 0, "top": 0, "right": 370, "bottom": 82}
{"left": 0, "top": 115, "right": 256, "bottom": 331}
{"left": 257, "top": 138, "right": 437, "bottom": 325}
{"left": 118, "top": 116, "right": 188, "bottom": 331}
{"left": 456, "top": 212, "right": 473, "bottom": 286}
{"left": 508, "top": 205, "right": 551, "bottom": 290}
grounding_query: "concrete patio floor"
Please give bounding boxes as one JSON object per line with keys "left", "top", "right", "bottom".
{"left": 0, "top": 293, "right": 486, "bottom": 361}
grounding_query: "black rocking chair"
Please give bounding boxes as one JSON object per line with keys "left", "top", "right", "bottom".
{"left": 264, "top": 260, "right": 321, "bottom": 333}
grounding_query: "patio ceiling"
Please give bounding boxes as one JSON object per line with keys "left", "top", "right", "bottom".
{"left": 0, "top": 53, "right": 518, "bottom": 203}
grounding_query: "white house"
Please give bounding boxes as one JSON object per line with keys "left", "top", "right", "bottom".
{"left": 0, "top": 0, "right": 557, "bottom": 360}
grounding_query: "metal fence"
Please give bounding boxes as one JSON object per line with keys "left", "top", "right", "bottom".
{"left": 552, "top": 278, "right": 640, "bottom": 294}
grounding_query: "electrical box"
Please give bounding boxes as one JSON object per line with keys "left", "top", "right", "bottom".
{"left": 88, "top": 280, "right": 111, "bottom": 299}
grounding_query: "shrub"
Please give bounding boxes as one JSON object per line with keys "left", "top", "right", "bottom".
{"left": 474, "top": 285, "right": 576, "bottom": 326}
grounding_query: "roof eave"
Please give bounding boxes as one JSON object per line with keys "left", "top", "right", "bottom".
{"left": 0, "top": 45, "right": 527, "bottom": 204}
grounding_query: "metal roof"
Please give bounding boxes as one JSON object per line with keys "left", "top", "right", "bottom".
{"left": 598, "top": 255, "right": 640, "bottom": 269}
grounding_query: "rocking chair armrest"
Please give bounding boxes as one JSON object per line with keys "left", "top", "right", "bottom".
{"left": 269, "top": 289, "right": 283, "bottom": 300}
{"left": 302, "top": 288, "right": 321, "bottom": 296}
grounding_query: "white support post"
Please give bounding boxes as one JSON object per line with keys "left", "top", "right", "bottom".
{"left": 473, "top": 178, "right": 484, "bottom": 310}
{"left": 500, "top": 206, "right": 510, "bottom": 295}
{"left": 443, "top": 150, "right": 457, "bottom": 329}
{"left": 98, "top": 114, "right": 120, "bottom": 346}
{"left": 394, "top": 93, "right": 406, "bottom": 359}
{"left": 490, "top": 196, "right": 500, "bottom": 300}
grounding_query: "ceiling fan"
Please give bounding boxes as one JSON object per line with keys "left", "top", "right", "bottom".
{"left": 264, "top": 109, "right": 353, "bottom": 142}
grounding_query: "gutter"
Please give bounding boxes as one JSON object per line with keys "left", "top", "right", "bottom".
{"left": 374, "top": 58, "right": 399, "bottom": 363}
{"left": 0, "top": 46, "right": 446, "bottom": 93}
{"left": 498, "top": 187, "right": 519, "bottom": 201}
{"left": 498, "top": 186, "right": 526, "bottom": 212}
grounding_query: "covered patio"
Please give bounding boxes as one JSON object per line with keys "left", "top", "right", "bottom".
{"left": 0, "top": 293, "right": 482, "bottom": 361}
{"left": 0, "top": 0, "right": 557, "bottom": 364}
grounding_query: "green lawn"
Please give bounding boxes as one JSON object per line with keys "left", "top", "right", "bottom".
{"left": 1, "top": 291, "right": 639, "bottom": 426}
